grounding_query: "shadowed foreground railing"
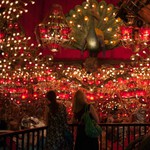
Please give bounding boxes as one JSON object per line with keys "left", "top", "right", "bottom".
{"left": 0, "top": 126, "right": 46, "bottom": 150}
{"left": 0, "top": 124, "right": 150, "bottom": 150}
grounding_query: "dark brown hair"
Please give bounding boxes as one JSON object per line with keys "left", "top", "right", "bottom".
{"left": 46, "top": 90, "right": 58, "bottom": 113}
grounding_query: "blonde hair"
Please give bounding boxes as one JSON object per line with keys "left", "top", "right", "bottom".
{"left": 72, "top": 90, "right": 87, "bottom": 113}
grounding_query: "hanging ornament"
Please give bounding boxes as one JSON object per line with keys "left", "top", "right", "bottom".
{"left": 139, "top": 97, "right": 147, "bottom": 104}
{"left": 35, "top": 4, "right": 71, "bottom": 53}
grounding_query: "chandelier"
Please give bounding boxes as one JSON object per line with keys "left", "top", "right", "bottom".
{"left": 117, "top": 0, "right": 150, "bottom": 53}
{"left": 35, "top": 4, "right": 71, "bottom": 53}
{"left": 120, "top": 23, "right": 150, "bottom": 53}
{"left": 120, "top": 14, "right": 150, "bottom": 52}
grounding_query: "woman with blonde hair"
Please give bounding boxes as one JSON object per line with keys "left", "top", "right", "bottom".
{"left": 72, "top": 89, "right": 99, "bottom": 150}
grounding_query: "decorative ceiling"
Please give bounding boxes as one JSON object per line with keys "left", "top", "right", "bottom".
{"left": 20, "top": 0, "right": 134, "bottom": 62}
{"left": 0, "top": 0, "right": 149, "bottom": 123}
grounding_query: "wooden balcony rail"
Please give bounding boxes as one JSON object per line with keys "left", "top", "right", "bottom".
{"left": 0, "top": 123, "right": 150, "bottom": 150}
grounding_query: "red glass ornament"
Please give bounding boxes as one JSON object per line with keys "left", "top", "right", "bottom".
{"left": 88, "top": 80, "right": 94, "bottom": 85}
{"left": 139, "top": 27, "right": 150, "bottom": 41}
{"left": 8, "top": 23, "right": 13, "bottom": 29}
{"left": 0, "top": 32, "right": 5, "bottom": 38}
{"left": 21, "top": 94, "right": 27, "bottom": 99}
{"left": 14, "top": 23, "right": 19, "bottom": 29}
{"left": 130, "top": 103, "right": 136, "bottom": 109}
{"left": 33, "top": 93, "right": 38, "bottom": 98}
{"left": 83, "top": 78, "right": 87, "bottom": 82}
{"left": 95, "top": 80, "right": 101, "bottom": 85}
{"left": 61, "top": 27, "right": 70, "bottom": 35}
{"left": 139, "top": 97, "right": 147, "bottom": 104}
{"left": 120, "top": 26, "right": 132, "bottom": 40}
{"left": 62, "top": 35, "right": 69, "bottom": 40}
{"left": 40, "top": 28, "right": 47, "bottom": 34}
{"left": 50, "top": 43, "right": 60, "bottom": 52}
{"left": 136, "top": 89, "right": 146, "bottom": 97}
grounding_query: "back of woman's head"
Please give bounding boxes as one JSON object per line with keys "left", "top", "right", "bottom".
{"left": 46, "top": 90, "right": 59, "bottom": 113}
{"left": 74, "top": 90, "right": 85, "bottom": 102}
{"left": 46, "top": 90, "right": 56, "bottom": 103}
{"left": 73, "top": 90, "right": 87, "bottom": 113}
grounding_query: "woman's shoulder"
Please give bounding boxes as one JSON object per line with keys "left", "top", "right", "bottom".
{"left": 88, "top": 104, "right": 97, "bottom": 112}
{"left": 58, "top": 103, "right": 66, "bottom": 110}
{"left": 88, "top": 103, "right": 94, "bottom": 108}
{"left": 58, "top": 102, "right": 65, "bottom": 107}
{"left": 86, "top": 103, "right": 92, "bottom": 110}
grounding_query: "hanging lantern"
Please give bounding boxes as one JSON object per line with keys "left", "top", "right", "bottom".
{"left": 139, "top": 27, "right": 150, "bottom": 41}
{"left": 35, "top": 4, "right": 71, "bottom": 53}
{"left": 120, "top": 26, "right": 132, "bottom": 41}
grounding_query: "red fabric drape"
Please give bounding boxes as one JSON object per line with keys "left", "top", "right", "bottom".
{"left": 20, "top": 0, "right": 133, "bottom": 61}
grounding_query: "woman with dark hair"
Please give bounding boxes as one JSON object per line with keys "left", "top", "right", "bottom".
{"left": 45, "top": 90, "right": 72, "bottom": 150}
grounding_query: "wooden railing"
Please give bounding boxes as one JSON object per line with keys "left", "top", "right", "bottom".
{"left": 0, "top": 123, "right": 150, "bottom": 150}
{"left": 99, "top": 123, "right": 150, "bottom": 150}
{"left": 0, "top": 126, "right": 46, "bottom": 150}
